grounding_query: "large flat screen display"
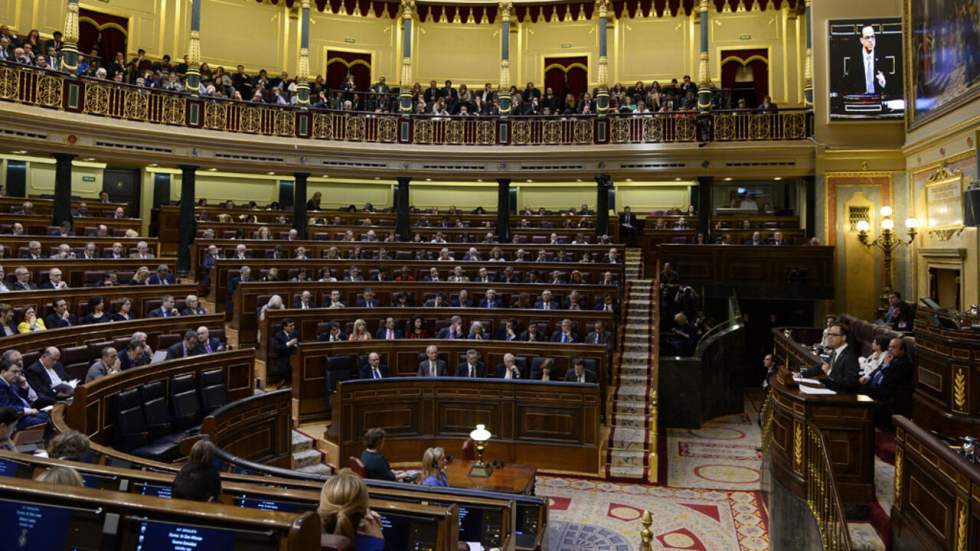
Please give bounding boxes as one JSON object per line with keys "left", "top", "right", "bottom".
{"left": 829, "top": 18, "right": 905, "bottom": 119}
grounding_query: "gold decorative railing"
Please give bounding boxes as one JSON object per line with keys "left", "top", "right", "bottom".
{"left": 805, "top": 422, "right": 853, "bottom": 551}
{"left": 0, "top": 62, "right": 814, "bottom": 146}
{"left": 760, "top": 389, "right": 775, "bottom": 454}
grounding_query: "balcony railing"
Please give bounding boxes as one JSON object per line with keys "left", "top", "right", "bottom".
{"left": 0, "top": 62, "right": 813, "bottom": 147}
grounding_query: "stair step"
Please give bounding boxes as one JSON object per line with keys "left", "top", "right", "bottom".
{"left": 292, "top": 448, "right": 323, "bottom": 470}
{"left": 848, "top": 523, "right": 886, "bottom": 551}
{"left": 296, "top": 463, "right": 334, "bottom": 476}
{"left": 618, "top": 375, "right": 649, "bottom": 385}
{"left": 611, "top": 414, "right": 646, "bottom": 428}
{"left": 291, "top": 430, "right": 314, "bottom": 453}
{"left": 614, "top": 403, "right": 648, "bottom": 416}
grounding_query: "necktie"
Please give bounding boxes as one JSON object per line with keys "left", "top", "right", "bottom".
{"left": 387, "top": 330, "right": 393, "bottom": 340}
{"left": 865, "top": 56, "right": 874, "bottom": 94}
{"left": 595, "top": 334, "right": 600, "bottom": 344}
{"left": 206, "top": 343, "right": 212, "bottom": 353}
{"left": 373, "top": 368, "right": 381, "bottom": 379}
{"left": 469, "top": 365, "right": 474, "bottom": 377}
{"left": 562, "top": 334, "right": 568, "bottom": 344}
{"left": 431, "top": 363, "right": 437, "bottom": 377}
{"left": 578, "top": 375, "right": 584, "bottom": 383}
{"left": 828, "top": 350, "right": 838, "bottom": 370}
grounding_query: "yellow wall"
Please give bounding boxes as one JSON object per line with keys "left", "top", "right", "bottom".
{"left": 615, "top": 182, "right": 693, "bottom": 213}
{"left": 0, "top": 155, "right": 104, "bottom": 198}
{"left": 311, "top": 180, "right": 393, "bottom": 210}
{"left": 7, "top": 1, "right": 802, "bottom": 102}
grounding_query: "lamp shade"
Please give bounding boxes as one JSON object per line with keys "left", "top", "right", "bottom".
{"left": 905, "top": 217, "right": 919, "bottom": 229}
{"left": 882, "top": 218, "right": 895, "bottom": 231}
{"left": 856, "top": 220, "right": 871, "bottom": 233}
{"left": 470, "top": 424, "right": 492, "bottom": 443}
{"left": 880, "top": 205, "right": 893, "bottom": 217}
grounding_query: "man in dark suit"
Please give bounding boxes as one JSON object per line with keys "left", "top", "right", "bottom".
{"left": 861, "top": 337, "right": 915, "bottom": 426}
{"left": 456, "top": 349, "right": 486, "bottom": 378}
{"left": 844, "top": 24, "right": 899, "bottom": 97}
{"left": 227, "top": 266, "right": 252, "bottom": 298}
{"left": 165, "top": 330, "right": 202, "bottom": 360}
{"left": 317, "top": 322, "right": 347, "bottom": 342}
{"left": 25, "top": 347, "right": 74, "bottom": 407}
{"left": 551, "top": 319, "right": 578, "bottom": 344}
{"left": 520, "top": 323, "right": 544, "bottom": 342}
{"left": 451, "top": 290, "right": 472, "bottom": 308}
{"left": 148, "top": 265, "right": 175, "bottom": 285}
{"left": 801, "top": 322, "right": 860, "bottom": 392}
{"left": 424, "top": 294, "right": 448, "bottom": 308}
{"left": 356, "top": 289, "right": 379, "bottom": 308}
{"left": 879, "top": 291, "right": 914, "bottom": 332}
{"left": 586, "top": 320, "right": 613, "bottom": 352}
{"left": 105, "top": 242, "right": 127, "bottom": 259}
{"left": 497, "top": 266, "right": 521, "bottom": 283}
{"left": 0, "top": 350, "right": 49, "bottom": 428}
{"left": 619, "top": 206, "right": 638, "bottom": 246}
{"left": 535, "top": 290, "right": 559, "bottom": 310}
{"left": 436, "top": 316, "right": 464, "bottom": 339}
{"left": 417, "top": 345, "right": 447, "bottom": 377}
{"left": 11, "top": 267, "right": 35, "bottom": 291}
{"left": 495, "top": 319, "right": 520, "bottom": 341}
{"left": 119, "top": 339, "right": 148, "bottom": 371}
{"left": 294, "top": 290, "right": 317, "bottom": 310}
{"left": 479, "top": 289, "right": 501, "bottom": 309}
{"left": 376, "top": 317, "right": 403, "bottom": 341}
{"left": 148, "top": 295, "right": 180, "bottom": 318}
{"left": 359, "top": 352, "right": 389, "bottom": 380}
{"left": 196, "top": 326, "right": 224, "bottom": 354}
{"left": 44, "top": 299, "right": 78, "bottom": 329}
{"left": 564, "top": 359, "right": 597, "bottom": 383}
{"left": 270, "top": 319, "right": 299, "bottom": 378}
{"left": 494, "top": 353, "right": 522, "bottom": 379}
{"left": 20, "top": 241, "right": 44, "bottom": 259}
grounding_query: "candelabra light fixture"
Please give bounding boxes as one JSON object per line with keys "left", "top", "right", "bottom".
{"left": 856, "top": 206, "right": 918, "bottom": 294}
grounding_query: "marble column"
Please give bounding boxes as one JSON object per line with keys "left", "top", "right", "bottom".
{"left": 595, "top": 0, "right": 610, "bottom": 114}
{"left": 499, "top": 2, "right": 513, "bottom": 114}
{"left": 398, "top": 0, "right": 415, "bottom": 113}
{"left": 296, "top": 0, "right": 312, "bottom": 106}
{"left": 60, "top": 0, "right": 80, "bottom": 74}
{"left": 185, "top": 0, "right": 203, "bottom": 95}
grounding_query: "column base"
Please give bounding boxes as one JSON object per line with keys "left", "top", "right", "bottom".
{"left": 596, "top": 89, "right": 610, "bottom": 115}
{"left": 697, "top": 85, "right": 713, "bottom": 111}
{"left": 399, "top": 91, "right": 413, "bottom": 113}
{"left": 499, "top": 96, "right": 511, "bottom": 115}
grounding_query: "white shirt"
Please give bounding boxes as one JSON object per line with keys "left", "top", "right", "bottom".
{"left": 863, "top": 50, "right": 875, "bottom": 93}
{"left": 45, "top": 365, "right": 63, "bottom": 387}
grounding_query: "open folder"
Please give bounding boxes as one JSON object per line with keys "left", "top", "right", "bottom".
{"left": 798, "top": 385, "right": 837, "bottom": 396}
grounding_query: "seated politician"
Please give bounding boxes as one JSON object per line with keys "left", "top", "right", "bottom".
{"left": 800, "top": 322, "right": 860, "bottom": 393}
{"left": 0, "top": 350, "right": 49, "bottom": 428}
{"left": 418, "top": 345, "right": 448, "bottom": 377}
{"left": 456, "top": 349, "right": 486, "bottom": 378}
{"left": 495, "top": 353, "right": 523, "bottom": 379}
{"left": 860, "top": 337, "right": 915, "bottom": 427}
{"left": 165, "top": 330, "right": 202, "bottom": 360}
{"left": 360, "top": 428, "right": 398, "bottom": 481}
{"left": 318, "top": 469, "right": 385, "bottom": 551}
{"left": 359, "top": 352, "right": 388, "bottom": 380}
{"left": 551, "top": 319, "right": 579, "bottom": 343}
{"left": 565, "top": 358, "right": 597, "bottom": 383}
{"left": 436, "top": 316, "right": 465, "bottom": 339}
{"left": 26, "top": 347, "right": 76, "bottom": 406}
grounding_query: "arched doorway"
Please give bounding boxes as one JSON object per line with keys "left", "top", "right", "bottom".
{"left": 78, "top": 8, "right": 128, "bottom": 63}
{"left": 325, "top": 50, "right": 372, "bottom": 91}
{"left": 721, "top": 49, "right": 768, "bottom": 108}
{"left": 544, "top": 56, "right": 588, "bottom": 102}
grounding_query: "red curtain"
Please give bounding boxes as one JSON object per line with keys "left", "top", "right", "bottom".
{"left": 325, "top": 50, "right": 372, "bottom": 90}
{"left": 721, "top": 48, "right": 768, "bottom": 106}
{"left": 544, "top": 56, "right": 588, "bottom": 101}
{"left": 78, "top": 8, "right": 128, "bottom": 62}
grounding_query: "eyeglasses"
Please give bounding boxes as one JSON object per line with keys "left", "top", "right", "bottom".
{"left": 826, "top": 332, "right": 844, "bottom": 337}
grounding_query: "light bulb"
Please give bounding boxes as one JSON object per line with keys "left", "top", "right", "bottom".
{"left": 880, "top": 205, "right": 893, "bottom": 217}
{"left": 882, "top": 218, "right": 895, "bottom": 231}
{"left": 905, "top": 217, "right": 919, "bottom": 229}
{"left": 856, "top": 220, "right": 870, "bottom": 233}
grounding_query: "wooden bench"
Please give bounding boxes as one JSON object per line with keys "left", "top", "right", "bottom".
{"left": 235, "top": 280, "right": 619, "bottom": 346}
{"left": 0, "top": 258, "right": 178, "bottom": 288}
{"left": 210, "top": 258, "right": 625, "bottom": 311}
{"left": 0, "top": 213, "right": 142, "bottom": 236}
{"left": 0, "top": 282, "right": 198, "bottom": 321}
{"left": 293, "top": 339, "right": 609, "bottom": 424}
{"left": 0, "top": 235, "right": 161, "bottom": 258}
{"left": 0, "top": 196, "right": 128, "bottom": 216}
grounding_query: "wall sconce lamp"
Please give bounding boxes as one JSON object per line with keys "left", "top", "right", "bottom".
{"left": 856, "top": 206, "right": 918, "bottom": 294}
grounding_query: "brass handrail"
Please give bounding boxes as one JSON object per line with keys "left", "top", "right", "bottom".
{"left": 805, "top": 421, "right": 853, "bottom": 551}
{"left": 0, "top": 62, "right": 814, "bottom": 147}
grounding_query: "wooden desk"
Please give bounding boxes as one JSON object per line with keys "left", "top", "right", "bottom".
{"left": 446, "top": 460, "right": 537, "bottom": 495}
{"left": 892, "top": 415, "right": 980, "bottom": 551}
{"left": 332, "top": 377, "right": 601, "bottom": 474}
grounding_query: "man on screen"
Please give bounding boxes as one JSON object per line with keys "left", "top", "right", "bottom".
{"left": 849, "top": 25, "right": 889, "bottom": 95}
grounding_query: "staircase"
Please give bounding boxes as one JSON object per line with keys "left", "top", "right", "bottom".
{"left": 291, "top": 430, "right": 332, "bottom": 476}
{"left": 606, "top": 257, "right": 659, "bottom": 481}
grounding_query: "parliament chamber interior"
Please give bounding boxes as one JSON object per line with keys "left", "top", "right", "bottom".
{"left": 0, "top": 0, "right": 977, "bottom": 549}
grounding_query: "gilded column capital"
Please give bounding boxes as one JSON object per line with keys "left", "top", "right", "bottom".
{"left": 698, "top": 0, "right": 709, "bottom": 13}
{"left": 804, "top": 0, "right": 811, "bottom": 6}
{"left": 596, "top": 0, "right": 610, "bottom": 19}
{"left": 301, "top": 0, "right": 310, "bottom": 8}
{"left": 499, "top": 1, "right": 513, "bottom": 21}
{"left": 64, "top": 1, "right": 80, "bottom": 43}
{"left": 400, "top": 0, "right": 415, "bottom": 19}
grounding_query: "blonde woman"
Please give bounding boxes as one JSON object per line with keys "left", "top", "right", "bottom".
{"left": 256, "top": 226, "right": 271, "bottom": 240}
{"left": 419, "top": 447, "right": 449, "bottom": 487}
{"left": 17, "top": 306, "right": 46, "bottom": 333}
{"left": 318, "top": 469, "right": 384, "bottom": 550}
{"left": 35, "top": 466, "right": 83, "bottom": 487}
{"left": 259, "top": 294, "right": 285, "bottom": 322}
{"left": 348, "top": 319, "right": 372, "bottom": 342}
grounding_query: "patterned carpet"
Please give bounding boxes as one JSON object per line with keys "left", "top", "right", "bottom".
{"left": 539, "top": 398, "right": 769, "bottom": 550}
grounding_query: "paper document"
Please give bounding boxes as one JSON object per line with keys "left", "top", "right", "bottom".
{"left": 792, "top": 377, "right": 823, "bottom": 386}
{"left": 799, "top": 385, "right": 836, "bottom": 395}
